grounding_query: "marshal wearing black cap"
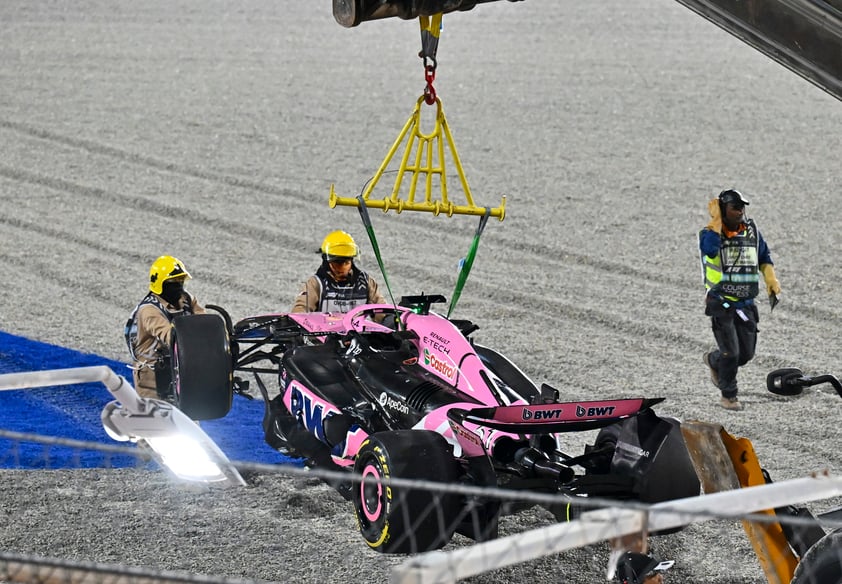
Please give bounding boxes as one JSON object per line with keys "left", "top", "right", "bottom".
{"left": 699, "top": 188, "right": 781, "bottom": 411}
{"left": 718, "top": 188, "right": 750, "bottom": 212}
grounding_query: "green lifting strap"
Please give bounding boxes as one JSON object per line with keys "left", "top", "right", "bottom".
{"left": 356, "top": 194, "right": 398, "bottom": 309}
{"left": 447, "top": 208, "right": 490, "bottom": 319}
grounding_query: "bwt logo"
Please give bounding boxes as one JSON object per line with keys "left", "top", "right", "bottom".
{"left": 522, "top": 408, "right": 563, "bottom": 421}
{"left": 576, "top": 405, "right": 616, "bottom": 417}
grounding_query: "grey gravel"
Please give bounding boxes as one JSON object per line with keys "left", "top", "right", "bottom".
{"left": 1, "top": 1, "right": 841, "bottom": 583}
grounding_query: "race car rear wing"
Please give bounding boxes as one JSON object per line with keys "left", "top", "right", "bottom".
{"left": 447, "top": 397, "right": 665, "bottom": 435}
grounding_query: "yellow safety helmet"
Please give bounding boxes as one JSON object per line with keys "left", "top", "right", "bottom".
{"left": 321, "top": 230, "right": 359, "bottom": 262}
{"left": 149, "top": 255, "right": 191, "bottom": 295}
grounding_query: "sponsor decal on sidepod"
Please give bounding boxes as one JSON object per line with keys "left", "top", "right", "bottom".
{"left": 378, "top": 392, "right": 410, "bottom": 414}
{"left": 423, "top": 348, "right": 456, "bottom": 380}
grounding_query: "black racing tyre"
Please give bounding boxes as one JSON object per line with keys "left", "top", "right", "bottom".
{"left": 171, "top": 314, "right": 233, "bottom": 421}
{"left": 791, "top": 528, "right": 842, "bottom": 584}
{"left": 352, "top": 430, "right": 460, "bottom": 554}
{"left": 791, "top": 529, "right": 842, "bottom": 584}
{"left": 332, "top": 0, "right": 362, "bottom": 28}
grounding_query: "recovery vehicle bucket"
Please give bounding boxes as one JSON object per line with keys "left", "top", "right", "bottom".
{"left": 681, "top": 421, "right": 799, "bottom": 584}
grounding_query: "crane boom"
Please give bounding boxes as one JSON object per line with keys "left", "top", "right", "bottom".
{"left": 334, "top": 0, "right": 842, "bottom": 103}
{"left": 663, "top": 0, "right": 842, "bottom": 102}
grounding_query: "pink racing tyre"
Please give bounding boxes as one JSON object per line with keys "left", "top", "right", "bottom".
{"left": 352, "top": 430, "right": 460, "bottom": 553}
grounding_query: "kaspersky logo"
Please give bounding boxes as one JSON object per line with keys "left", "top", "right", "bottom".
{"left": 423, "top": 348, "right": 456, "bottom": 379}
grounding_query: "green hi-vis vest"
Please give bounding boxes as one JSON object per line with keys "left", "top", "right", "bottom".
{"left": 700, "top": 220, "right": 760, "bottom": 301}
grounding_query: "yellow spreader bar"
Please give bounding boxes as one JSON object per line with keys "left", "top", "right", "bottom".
{"left": 329, "top": 94, "right": 506, "bottom": 220}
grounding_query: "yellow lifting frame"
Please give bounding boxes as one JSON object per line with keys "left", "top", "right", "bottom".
{"left": 329, "top": 94, "right": 506, "bottom": 221}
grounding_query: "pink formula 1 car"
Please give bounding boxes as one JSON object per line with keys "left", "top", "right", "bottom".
{"left": 169, "top": 294, "right": 700, "bottom": 553}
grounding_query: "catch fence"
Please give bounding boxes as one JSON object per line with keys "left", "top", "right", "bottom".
{"left": 2, "top": 430, "right": 842, "bottom": 584}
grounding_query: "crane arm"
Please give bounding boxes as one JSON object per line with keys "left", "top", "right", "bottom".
{"left": 673, "top": 0, "right": 842, "bottom": 102}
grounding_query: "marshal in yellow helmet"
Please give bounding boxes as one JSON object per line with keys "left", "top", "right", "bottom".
{"left": 321, "top": 230, "right": 359, "bottom": 262}
{"left": 149, "top": 255, "right": 192, "bottom": 295}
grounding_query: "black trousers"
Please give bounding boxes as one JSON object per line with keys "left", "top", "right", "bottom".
{"left": 709, "top": 303, "right": 759, "bottom": 398}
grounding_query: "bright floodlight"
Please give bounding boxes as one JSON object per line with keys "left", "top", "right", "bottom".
{"left": 101, "top": 396, "right": 244, "bottom": 486}
{"left": 146, "top": 435, "right": 228, "bottom": 482}
{"left": 0, "top": 366, "right": 245, "bottom": 488}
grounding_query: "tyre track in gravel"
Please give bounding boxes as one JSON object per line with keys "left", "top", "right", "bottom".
{"left": 0, "top": 119, "right": 305, "bottom": 201}
{"left": 0, "top": 164, "right": 312, "bottom": 263}
{"left": 2, "top": 188, "right": 706, "bottom": 382}
{"left": 2, "top": 3, "right": 835, "bottom": 582}
{"left": 4, "top": 118, "right": 839, "bottom": 379}
{"left": 2, "top": 158, "right": 837, "bottom": 377}
{"left": 0, "top": 248, "right": 120, "bottom": 310}
{"left": 7, "top": 116, "right": 840, "bottom": 328}
{"left": 8, "top": 134, "right": 839, "bottom": 340}
{"left": 0, "top": 166, "right": 696, "bottom": 357}
{"left": 0, "top": 215, "right": 275, "bottom": 306}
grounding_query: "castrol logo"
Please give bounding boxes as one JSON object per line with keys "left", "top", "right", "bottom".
{"left": 423, "top": 348, "right": 455, "bottom": 380}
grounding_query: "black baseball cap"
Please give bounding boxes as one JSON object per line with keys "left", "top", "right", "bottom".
{"left": 617, "top": 552, "right": 675, "bottom": 583}
{"left": 719, "top": 189, "right": 750, "bottom": 207}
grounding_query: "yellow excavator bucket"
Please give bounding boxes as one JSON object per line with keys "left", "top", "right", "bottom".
{"left": 329, "top": 94, "right": 506, "bottom": 220}
{"left": 681, "top": 421, "right": 799, "bottom": 584}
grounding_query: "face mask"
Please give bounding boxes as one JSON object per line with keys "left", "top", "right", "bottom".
{"left": 160, "top": 280, "right": 185, "bottom": 306}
